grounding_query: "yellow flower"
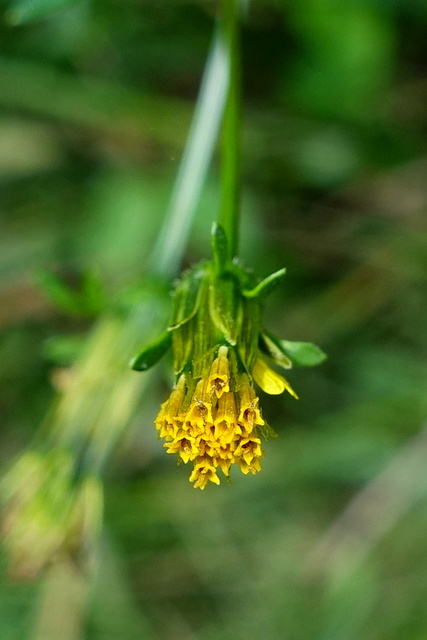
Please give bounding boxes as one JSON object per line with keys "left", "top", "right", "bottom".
{"left": 252, "top": 357, "right": 299, "bottom": 398}
{"left": 189, "top": 458, "right": 221, "bottom": 490}
{"left": 155, "top": 346, "right": 290, "bottom": 488}
{"left": 133, "top": 224, "right": 326, "bottom": 489}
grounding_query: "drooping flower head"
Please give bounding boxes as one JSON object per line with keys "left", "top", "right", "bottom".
{"left": 132, "top": 224, "right": 325, "bottom": 489}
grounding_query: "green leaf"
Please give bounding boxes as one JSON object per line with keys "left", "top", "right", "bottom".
{"left": 264, "top": 331, "right": 327, "bottom": 367}
{"left": 211, "top": 222, "right": 229, "bottom": 275}
{"left": 37, "top": 270, "right": 86, "bottom": 316}
{"left": 242, "top": 268, "right": 286, "bottom": 299}
{"left": 280, "top": 340, "right": 327, "bottom": 367}
{"left": 130, "top": 330, "right": 171, "bottom": 372}
{"left": 37, "top": 269, "right": 105, "bottom": 317}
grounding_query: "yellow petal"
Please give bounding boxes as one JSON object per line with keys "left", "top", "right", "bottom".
{"left": 208, "top": 345, "right": 230, "bottom": 398}
{"left": 252, "top": 358, "right": 298, "bottom": 398}
{"left": 238, "top": 378, "right": 264, "bottom": 429}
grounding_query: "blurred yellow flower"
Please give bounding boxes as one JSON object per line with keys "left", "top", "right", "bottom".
{"left": 0, "top": 450, "right": 103, "bottom": 578}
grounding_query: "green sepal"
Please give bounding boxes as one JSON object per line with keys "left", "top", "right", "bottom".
{"left": 131, "top": 330, "right": 172, "bottom": 371}
{"left": 242, "top": 268, "right": 286, "bottom": 299}
{"left": 192, "top": 285, "right": 217, "bottom": 378}
{"left": 227, "top": 348, "right": 241, "bottom": 389}
{"left": 171, "top": 321, "right": 192, "bottom": 375}
{"left": 259, "top": 332, "right": 293, "bottom": 369}
{"left": 211, "top": 222, "right": 229, "bottom": 275}
{"left": 193, "top": 345, "right": 218, "bottom": 380}
{"left": 237, "top": 297, "right": 260, "bottom": 373}
{"left": 208, "top": 273, "right": 238, "bottom": 345}
{"left": 263, "top": 331, "right": 327, "bottom": 367}
{"left": 169, "top": 267, "right": 207, "bottom": 330}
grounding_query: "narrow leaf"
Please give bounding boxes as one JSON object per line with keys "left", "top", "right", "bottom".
{"left": 130, "top": 330, "right": 171, "bottom": 372}
{"left": 242, "top": 268, "right": 286, "bottom": 299}
{"left": 37, "top": 270, "right": 85, "bottom": 316}
{"left": 37, "top": 269, "right": 105, "bottom": 317}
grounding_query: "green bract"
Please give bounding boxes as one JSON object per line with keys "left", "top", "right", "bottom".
{"left": 131, "top": 224, "right": 326, "bottom": 381}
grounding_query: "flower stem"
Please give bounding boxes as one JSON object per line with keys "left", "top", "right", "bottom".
{"left": 219, "top": 0, "right": 241, "bottom": 260}
{"left": 148, "top": 26, "right": 229, "bottom": 278}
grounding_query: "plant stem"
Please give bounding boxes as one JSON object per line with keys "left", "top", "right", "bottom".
{"left": 147, "top": 27, "right": 229, "bottom": 278}
{"left": 219, "top": 0, "right": 241, "bottom": 260}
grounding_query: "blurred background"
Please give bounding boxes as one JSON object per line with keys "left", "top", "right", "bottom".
{"left": 1, "top": 0, "right": 427, "bottom": 638}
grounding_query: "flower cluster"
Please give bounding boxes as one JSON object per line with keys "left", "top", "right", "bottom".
{"left": 132, "top": 224, "right": 325, "bottom": 489}
{"left": 156, "top": 347, "right": 266, "bottom": 488}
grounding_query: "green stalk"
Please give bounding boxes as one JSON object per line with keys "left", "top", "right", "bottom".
{"left": 148, "top": 26, "right": 229, "bottom": 277}
{"left": 219, "top": 0, "right": 242, "bottom": 260}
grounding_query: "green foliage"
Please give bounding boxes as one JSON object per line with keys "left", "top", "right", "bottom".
{"left": 285, "top": 0, "right": 395, "bottom": 120}
{"left": 261, "top": 331, "right": 327, "bottom": 367}
{"left": 37, "top": 270, "right": 105, "bottom": 317}
{"left": 42, "top": 334, "right": 86, "bottom": 366}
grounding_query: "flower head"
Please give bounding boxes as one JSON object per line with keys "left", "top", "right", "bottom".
{"left": 132, "top": 223, "right": 326, "bottom": 488}
{"left": 156, "top": 351, "right": 266, "bottom": 486}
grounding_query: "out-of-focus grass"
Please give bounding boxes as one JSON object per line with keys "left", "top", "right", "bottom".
{"left": 1, "top": 0, "right": 427, "bottom": 639}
